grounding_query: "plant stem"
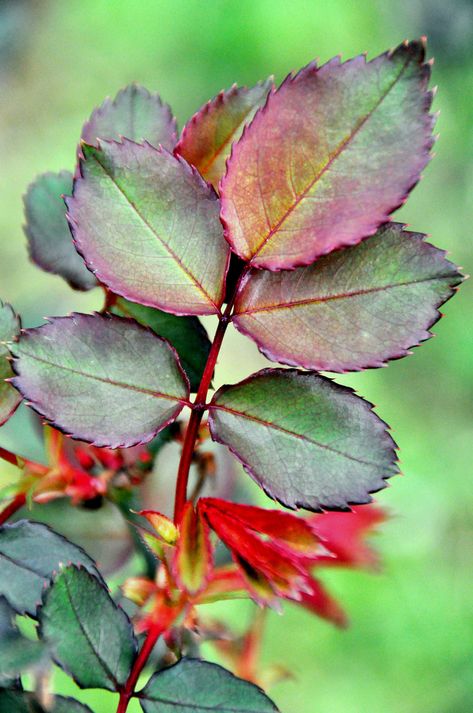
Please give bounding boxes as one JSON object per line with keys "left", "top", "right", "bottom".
{"left": 0, "top": 446, "right": 20, "bottom": 467}
{"left": 0, "top": 492, "right": 26, "bottom": 525}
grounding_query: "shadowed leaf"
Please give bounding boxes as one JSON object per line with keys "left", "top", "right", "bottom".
{"left": 139, "top": 658, "right": 279, "bottom": 712}
{"left": 39, "top": 566, "right": 136, "bottom": 691}
{"left": 67, "top": 140, "right": 229, "bottom": 316}
{"left": 0, "top": 690, "right": 94, "bottom": 713}
{"left": 220, "top": 40, "right": 434, "bottom": 269}
{"left": 81, "top": 83, "right": 177, "bottom": 149}
{"left": 24, "top": 172, "right": 97, "bottom": 291}
{"left": 208, "top": 369, "right": 398, "bottom": 511}
{"left": 175, "top": 79, "right": 272, "bottom": 189}
{"left": 0, "top": 598, "right": 45, "bottom": 684}
{"left": 233, "top": 224, "right": 463, "bottom": 371}
{"left": 10, "top": 313, "right": 189, "bottom": 448}
{"left": 0, "top": 300, "right": 21, "bottom": 426}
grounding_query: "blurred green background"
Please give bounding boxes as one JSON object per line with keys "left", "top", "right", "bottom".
{"left": 0, "top": 1, "right": 472, "bottom": 711}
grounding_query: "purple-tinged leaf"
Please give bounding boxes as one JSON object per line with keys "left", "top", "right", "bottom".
{"left": 208, "top": 369, "right": 398, "bottom": 511}
{"left": 10, "top": 313, "right": 189, "bottom": 448}
{"left": 24, "top": 172, "right": 97, "bottom": 291}
{"left": 0, "top": 301, "right": 22, "bottom": 427}
{"left": 81, "top": 83, "right": 177, "bottom": 149}
{"left": 220, "top": 40, "right": 434, "bottom": 269}
{"left": 175, "top": 79, "right": 272, "bottom": 189}
{"left": 67, "top": 140, "right": 229, "bottom": 316}
{"left": 233, "top": 224, "right": 463, "bottom": 372}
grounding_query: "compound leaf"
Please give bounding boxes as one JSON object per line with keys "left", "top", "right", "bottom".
{"left": 10, "top": 313, "right": 189, "bottom": 448}
{"left": 0, "top": 520, "right": 100, "bottom": 616}
{"left": 220, "top": 40, "right": 434, "bottom": 269}
{"left": 0, "top": 301, "right": 21, "bottom": 426}
{"left": 81, "top": 83, "right": 177, "bottom": 150}
{"left": 139, "top": 658, "right": 279, "bottom": 712}
{"left": 39, "top": 566, "right": 136, "bottom": 691}
{"left": 67, "top": 140, "right": 229, "bottom": 316}
{"left": 233, "top": 224, "right": 463, "bottom": 371}
{"left": 24, "top": 172, "right": 97, "bottom": 291}
{"left": 175, "top": 79, "right": 272, "bottom": 189}
{"left": 208, "top": 369, "right": 398, "bottom": 511}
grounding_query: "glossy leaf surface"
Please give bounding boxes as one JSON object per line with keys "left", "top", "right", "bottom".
{"left": 233, "top": 224, "right": 462, "bottom": 371}
{"left": 24, "top": 172, "right": 97, "bottom": 290}
{"left": 175, "top": 79, "right": 272, "bottom": 189}
{"left": 112, "top": 297, "right": 211, "bottom": 391}
{"left": 209, "top": 369, "right": 398, "bottom": 510}
{"left": 0, "top": 301, "right": 21, "bottom": 426}
{"left": 67, "top": 140, "right": 229, "bottom": 315}
{"left": 11, "top": 313, "right": 189, "bottom": 448}
{"left": 81, "top": 83, "right": 177, "bottom": 149}
{"left": 220, "top": 41, "right": 433, "bottom": 269}
{"left": 0, "top": 690, "right": 93, "bottom": 713}
{"left": 40, "top": 566, "right": 136, "bottom": 691}
{"left": 0, "top": 521, "right": 100, "bottom": 615}
{"left": 139, "top": 658, "right": 279, "bottom": 712}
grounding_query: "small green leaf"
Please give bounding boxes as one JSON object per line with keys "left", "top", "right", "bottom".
{"left": 112, "top": 298, "right": 211, "bottom": 392}
{"left": 0, "top": 690, "right": 93, "bottom": 713}
{"left": 11, "top": 313, "right": 190, "bottom": 448}
{"left": 23, "top": 172, "right": 97, "bottom": 291}
{"left": 0, "top": 520, "right": 101, "bottom": 616}
{"left": 39, "top": 566, "right": 136, "bottom": 691}
{"left": 138, "top": 658, "right": 279, "bottom": 712}
{"left": 0, "top": 599, "right": 45, "bottom": 684}
{"left": 209, "top": 369, "right": 398, "bottom": 511}
{"left": 0, "top": 300, "right": 21, "bottom": 426}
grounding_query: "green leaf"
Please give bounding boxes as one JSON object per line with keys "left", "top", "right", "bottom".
{"left": 10, "top": 313, "right": 190, "bottom": 448}
{"left": 233, "top": 224, "right": 463, "bottom": 371}
{"left": 0, "top": 520, "right": 101, "bottom": 616}
{"left": 0, "top": 690, "right": 93, "bottom": 713}
{"left": 0, "top": 300, "right": 21, "bottom": 426}
{"left": 23, "top": 172, "right": 97, "bottom": 291}
{"left": 66, "top": 140, "right": 229, "bottom": 316}
{"left": 220, "top": 40, "right": 434, "bottom": 270}
{"left": 0, "top": 598, "right": 45, "bottom": 684}
{"left": 138, "top": 658, "right": 279, "bottom": 712}
{"left": 81, "top": 83, "right": 177, "bottom": 150}
{"left": 208, "top": 369, "right": 398, "bottom": 511}
{"left": 112, "top": 298, "right": 211, "bottom": 392}
{"left": 39, "top": 566, "right": 136, "bottom": 691}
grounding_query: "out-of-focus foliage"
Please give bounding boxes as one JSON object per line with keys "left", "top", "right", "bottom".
{"left": 0, "top": 1, "right": 471, "bottom": 712}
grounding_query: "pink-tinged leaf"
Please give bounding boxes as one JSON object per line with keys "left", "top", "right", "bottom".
{"left": 67, "top": 140, "right": 229, "bottom": 316}
{"left": 175, "top": 79, "right": 272, "bottom": 189}
{"left": 233, "top": 224, "right": 463, "bottom": 371}
{"left": 81, "top": 83, "right": 177, "bottom": 149}
{"left": 10, "top": 313, "right": 189, "bottom": 448}
{"left": 24, "top": 172, "right": 97, "bottom": 291}
{"left": 295, "top": 576, "right": 348, "bottom": 627}
{"left": 173, "top": 502, "right": 213, "bottom": 595}
{"left": 220, "top": 40, "right": 434, "bottom": 269}
{"left": 0, "top": 300, "right": 22, "bottom": 426}
{"left": 311, "top": 505, "right": 386, "bottom": 569}
{"left": 208, "top": 369, "right": 398, "bottom": 511}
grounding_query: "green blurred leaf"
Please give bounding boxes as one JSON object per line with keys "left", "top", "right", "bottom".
{"left": 0, "top": 690, "right": 93, "bottom": 713}
{"left": 0, "top": 300, "right": 21, "bottom": 426}
{"left": 0, "top": 598, "right": 45, "bottom": 684}
{"left": 139, "top": 658, "right": 279, "bottom": 712}
{"left": 40, "top": 566, "right": 136, "bottom": 691}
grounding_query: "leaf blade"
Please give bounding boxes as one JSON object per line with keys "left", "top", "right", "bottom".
{"left": 0, "top": 301, "right": 22, "bottom": 426}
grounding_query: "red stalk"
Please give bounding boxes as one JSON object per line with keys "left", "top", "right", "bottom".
{"left": 0, "top": 446, "right": 20, "bottom": 467}
{"left": 0, "top": 492, "right": 26, "bottom": 525}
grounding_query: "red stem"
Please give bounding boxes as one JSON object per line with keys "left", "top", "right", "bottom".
{"left": 0, "top": 446, "right": 20, "bottom": 467}
{"left": 0, "top": 492, "right": 26, "bottom": 526}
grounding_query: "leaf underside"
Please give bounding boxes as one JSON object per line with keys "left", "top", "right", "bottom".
{"left": 23, "top": 171, "right": 97, "bottom": 291}
{"left": 0, "top": 520, "right": 100, "bottom": 616}
{"left": 139, "top": 658, "right": 279, "bottom": 712}
{"left": 10, "top": 312, "right": 189, "bottom": 448}
{"left": 39, "top": 566, "right": 136, "bottom": 691}
{"left": 209, "top": 369, "right": 398, "bottom": 511}
{"left": 233, "top": 224, "right": 463, "bottom": 371}
{"left": 67, "top": 139, "right": 229, "bottom": 316}
{"left": 220, "top": 40, "right": 434, "bottom": 270}
{"left": 0, "top": 301, "right": 22, "bottom": 426}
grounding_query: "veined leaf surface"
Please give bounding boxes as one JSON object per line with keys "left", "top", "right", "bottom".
{"left": 0, "top": 301, "right": 21, "bottom": 426}
{"left": 175, "top": 79, "right": 272, "bottom": 189}
{"left": 10, "top": 313, "right": 189, "bottom": 448}
{"left": 67, "top": 140, "right": 229, "bottom": 316}
{"left": 233, "top": 224, "right": 463, "bottom": 371}
{"left": 209, "top": 369, "right": 398, "bottom": 511}
{"left": 220, "top": 40, "right": 434, "bottom": 269}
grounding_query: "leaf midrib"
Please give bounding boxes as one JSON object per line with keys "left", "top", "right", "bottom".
{"left": 140, "top": 690, "right": 273, "bottom": 713}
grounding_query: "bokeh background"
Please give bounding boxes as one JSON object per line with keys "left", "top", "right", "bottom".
{"left": 0, "top": 1, "right": 472, "bottom": 711}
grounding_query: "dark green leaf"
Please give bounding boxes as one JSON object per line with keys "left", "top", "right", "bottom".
{"left": 139, "top": 658, "right": 279, "bottom": 712}
{"left": 0, "top": 520, "right": 101, "bottom": 616}
{"left": 112, "top": 298, "right": 210, "bottom": 392}
{"left": 0, "top": 599, "right": 45, "bottom": 684}
{"left": 0, "top": 300, "right": 21, "bottom": 426}
{"left": 0, "top": 690, "right": 93, "bottom": 713}
{"left": 39, "top": 566, "right": 136, "bottom": 691}
{"left": 209, "top": 369, "right": 398, "bottom": 511}
{"left": 23, "top": 172, "right": 97, "bottom": 291}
